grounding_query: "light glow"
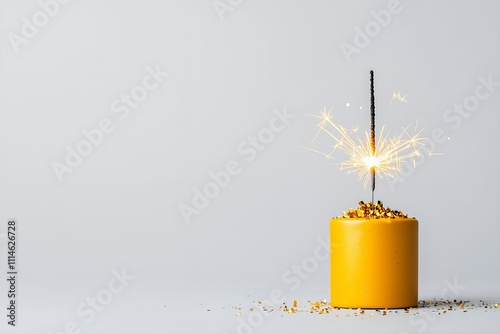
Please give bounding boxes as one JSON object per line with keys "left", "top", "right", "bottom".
{"left": 363, "top": 156, "right": 380, "bottom": 169}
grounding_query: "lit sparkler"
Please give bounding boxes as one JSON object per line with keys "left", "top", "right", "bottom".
{"left": 304, "top": 72, "right": 427, "bottom": 202}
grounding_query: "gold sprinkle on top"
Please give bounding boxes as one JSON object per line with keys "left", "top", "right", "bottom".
{"left": 337, "top": 201, "right": 409, "bottom": 219}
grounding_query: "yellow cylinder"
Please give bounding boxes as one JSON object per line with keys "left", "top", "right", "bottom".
{"left": 330, "top": 218, "right": 418, "bottom": 309}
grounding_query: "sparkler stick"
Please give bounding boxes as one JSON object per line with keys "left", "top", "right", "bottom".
{"left": 370, "top": 70, "right": 376, "bottom": 203}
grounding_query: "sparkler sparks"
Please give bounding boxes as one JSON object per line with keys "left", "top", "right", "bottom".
{"left": 304, "top": 107, "right": 427, "bottom": 190}
{"left": 390, "top": 91, "right": 408, "bottom": 105}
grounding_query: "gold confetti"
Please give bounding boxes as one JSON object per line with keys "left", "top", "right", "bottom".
{"left": 243, "top": 298, "right": 499, "bottom": 317}
{"left": 338, "top": 201, "right": 409, "bottom": 219}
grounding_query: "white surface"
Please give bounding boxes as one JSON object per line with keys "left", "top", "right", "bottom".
{"left": 0, "top": 0, "right": 499, "bottom": 332}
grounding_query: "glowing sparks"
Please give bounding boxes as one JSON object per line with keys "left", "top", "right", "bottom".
{"left": 390, "top": 91, "right": 408, "bottom": 105}
{"left": 305, "top": 107, "right": 427, "bottom": 189}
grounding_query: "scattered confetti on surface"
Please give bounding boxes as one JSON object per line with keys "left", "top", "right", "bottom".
{"left": 338, "top": 201, "right": 409, "bottom": 219}
{"left": 225, "top": 299, "right": 500, "bottom": 317}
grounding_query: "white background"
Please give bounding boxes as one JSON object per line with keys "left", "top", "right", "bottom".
{"left": 0, "top": 0, "right": 499, "bottom": 333}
